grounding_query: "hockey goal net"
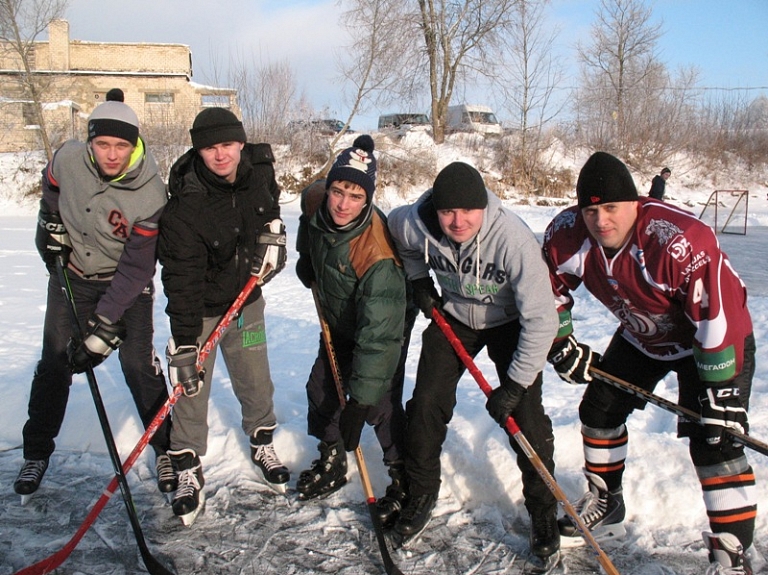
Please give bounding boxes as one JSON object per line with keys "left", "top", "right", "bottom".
{"left": 698, "top": 190, "right": 749, "bottom": 235}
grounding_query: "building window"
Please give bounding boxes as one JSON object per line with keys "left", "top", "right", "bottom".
{"left": 145, "top": 93, "right": 174, "bottom": 103}
{"left": 201, "top": 94, "right": 230, "bottom": 108}
{"left": 22, "top": 103, "right": 39, "bottom": 127}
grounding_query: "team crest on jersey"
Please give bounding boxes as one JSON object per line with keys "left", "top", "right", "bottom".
{"left": 667, "top": 236, "right": 692, "bottom": 263}
{"left": 545, "top": 210, "right": 577, "bottom": 243}
{"left": 645, "top": 218, "right": 682, "bottom": 245}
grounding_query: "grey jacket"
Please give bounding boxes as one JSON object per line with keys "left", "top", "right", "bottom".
{"left": 387, "top": 189, "right": 557, "bottom": 387}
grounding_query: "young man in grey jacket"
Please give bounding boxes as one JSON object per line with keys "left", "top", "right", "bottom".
{"left": 15, "top": 101, "right": 174, "bottom": 501}
{"left": 387, "top": 162, "right": 560, "bottom": 568}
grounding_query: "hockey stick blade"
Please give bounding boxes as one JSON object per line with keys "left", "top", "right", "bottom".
{"left": 14, "top": 274, "right": 262, "bottom": 575}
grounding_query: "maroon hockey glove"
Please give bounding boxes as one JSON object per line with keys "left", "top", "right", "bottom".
{"left": 699, "top": 385, "right": 748, "bottom": 447}
{"left": 547, "top": 334, "right": 601, "bottom": 384}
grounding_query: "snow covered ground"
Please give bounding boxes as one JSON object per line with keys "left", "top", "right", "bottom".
{"left": 1, "top": 184, "right": 767, "bottom": 574}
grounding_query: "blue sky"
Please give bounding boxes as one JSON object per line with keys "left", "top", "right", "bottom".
{"left": 63, "top": 0, "right": 768, "bottom": 131}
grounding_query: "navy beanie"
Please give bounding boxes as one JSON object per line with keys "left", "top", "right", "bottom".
{"left": 432, "top": 162, "right": 488, "bottom": 210}
{"left": 326, "top": 135, "right": 377, "bottom": 199}
{"left": 190, "top": 108, "right": 247, "bottom": 150}
{"left": 88, "top": 101, "right": 139, "bottom": 146}
{"left": 577, "top": 152, "right": 638, "bottom": 208}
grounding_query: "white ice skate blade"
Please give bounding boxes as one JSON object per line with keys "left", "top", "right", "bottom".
{"left": 178, "top": 491, "right": 206, "bottom": 527}
{"left": 559, "top": 522, "right": 626, "bottom": 548}
{"left": 20, "top": 494, "right": 33, "bottom": 506}
{"left": 254, "top": 469, "right": 288, "bottom": 495}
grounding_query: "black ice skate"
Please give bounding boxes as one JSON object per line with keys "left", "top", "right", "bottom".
{"left": 250, "top": 428, "right": 290, "bottom": 494}
{"left": 375, "top": 461, "right": 409, "bottom": 529}
{"left": 525, "top": 508, "right": 561, "bottom": 574}
{"left": 391, "top": 492, "right": 438, "bottom": 548}
{"left": 558, "top": 471, "right": 626, "bottom": 547}
{"left": 14, "top": 458, "right": 49, "bottom": 505}
{"left": 296, "top": 440, "right": 347, "bottom": 501}
{"left": 169, "top": 449, "right": 205, "bottom": 526}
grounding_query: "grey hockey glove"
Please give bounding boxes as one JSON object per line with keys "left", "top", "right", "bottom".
{"left": 699, "top": 385, "right": 748, "bottom": 447}
{"left": 252, "top": 219, "right": 287, "bottom": 286}
{"left": 67, "top": 314, "right": 127, "bottom": 373}
{"left": 486, "top": 376, "right": 526, "bottom": 425}
{"left": 547, "top": 334, "right": 601, "bottom": 384}
{"left": 35, "top": 201, "right": 72, "bottom": 268}
{"left": 339, "top": 398, "right": 371, "bottom": 452}
{"left": 411, "top": 276, "right": 441, "bottom": 319}
{"left": 166, "top": 337, "right": 203, "bottom": 397}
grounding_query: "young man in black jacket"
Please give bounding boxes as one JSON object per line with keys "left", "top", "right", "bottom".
{"left": 158, "top": 108, "right": 289, "bottom": 525}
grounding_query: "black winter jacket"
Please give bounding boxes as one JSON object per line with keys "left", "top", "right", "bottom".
{"left": 158, "top": 143, "right": 281, "bottom": 345}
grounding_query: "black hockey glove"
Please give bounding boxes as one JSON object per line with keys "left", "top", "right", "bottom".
{"left": 166, "top": 337, "right": 203, "bottom": 397}
{"left": 35, "top": 201, "right": 72, "bottom": 268}
{"left": 411, "top": 276, "right": 441, "bottom": 319}
{"left": 547, "top": 334, "right": 601, "bottom": 385}
{"left": 699, "top": 385, "right": 748, "bottom": 447}
{"left": 295, "top": 253, "right": 315, "bottom": 289}
{"left": 339, "top": 398, "right": 371, "bottom": 452}
{"left": 67, "top": 314, "right": 127, "bottom": 373}
{"left": 252, "top": 219, "right": 287, "bottom": 286}
{"left": 486, "top": 377, "right": 527, "bottom": 426}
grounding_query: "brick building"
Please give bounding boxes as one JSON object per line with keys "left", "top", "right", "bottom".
{"left": 0, "top": 19, "right": 239, "bottom": 153}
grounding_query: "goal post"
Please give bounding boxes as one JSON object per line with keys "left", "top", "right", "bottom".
{"left": 698, "top": 190, "right": 749, "bottom": 235}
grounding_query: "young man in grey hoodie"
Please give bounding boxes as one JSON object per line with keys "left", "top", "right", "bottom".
{"left": 387, "top": 162, "right": 560, "bottom": 568}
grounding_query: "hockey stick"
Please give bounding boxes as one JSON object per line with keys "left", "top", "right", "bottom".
{"left": 310, "top": 284, "right": 404, "bottom": 575}
{"left": 431, "top": 308, "right": 621, "bottom": 575}
{"left": 589, "top": 367, "right": 768, "bottom": 457}
{"left": 51, "top": 258, "right": 173, "bottom": 575}
{"left": 14, "top": 273, "right": 261, "bottom": 575}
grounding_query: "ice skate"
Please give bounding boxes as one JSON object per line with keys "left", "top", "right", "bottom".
{"left": 558, "top": 471, "right": 626, "bottom": 547}
{"left": 375, "top": 461, "right": 409, "bottom": 529}
{"left": 390, "top": 492, "right": 437, "bottom": 548}
{"left": 297, "top": 440, "right": 347, "bottom": 501}
{"left": 703, "top": 531, "right": 753, "bottom": 575}
{"left": 169, "top": 449, "right": 205, "bottom": 526}
{"left": 250, "top": 428, "right": 290, "bottom": 494}
{"left": 155, "top": 453, "right": 177, "bottom": 499}
{"left": 14, "top": 458, "right": 49, "bottom": 505}
{"left": 526, "top": 508, "right": 561, "bottom": 572}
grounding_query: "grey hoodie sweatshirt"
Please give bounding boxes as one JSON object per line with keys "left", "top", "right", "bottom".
{"left": 387, "top": 188, "right": 557, "bottom": 387}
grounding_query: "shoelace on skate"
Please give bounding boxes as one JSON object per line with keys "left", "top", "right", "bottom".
{"left": 156, "top": 455, "right": 175, "bottom": 483}
{"left": 253, "top": 443, "right": 284, "bottom": 470}
{"left": 574, "top": 490, "right": 607, "bottom": 525}
{"left": 17, "top": 460, "right": 47, "bottom": 483}
{"left": 174, "top": 466, "right": 202, "bottom": 500}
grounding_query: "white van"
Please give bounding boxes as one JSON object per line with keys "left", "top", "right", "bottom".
{"left": 445, "top": 104, "right": 502, "bottom": 135}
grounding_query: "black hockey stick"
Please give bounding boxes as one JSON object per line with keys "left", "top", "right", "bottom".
{"left": 431, "top": 308, "right": 621, "bottom": 575}
{"left": 311, "top": 284, "right": 404, "bottom": 575}
{"left": 54, "top": 257, "right": 174, "bottom": 575}
{"left": 14, "top": 274, "right": 262, "bottom": 575}
{"left": 589, "top": 367, "right": 768, "bottom": 457}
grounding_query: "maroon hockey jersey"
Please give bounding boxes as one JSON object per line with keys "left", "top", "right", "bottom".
{"left": 543, "top": 198, "right": 752, "bottom": 383}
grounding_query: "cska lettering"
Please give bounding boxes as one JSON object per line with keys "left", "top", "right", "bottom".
{"left": 108, "top": 209, "right": 129, "bottom": 239}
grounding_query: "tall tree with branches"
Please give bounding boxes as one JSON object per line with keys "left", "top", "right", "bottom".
{"left": 0, "top": 0, "right": 68, "bottom": 160}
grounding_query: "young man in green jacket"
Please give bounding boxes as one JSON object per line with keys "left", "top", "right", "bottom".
{"left": 295, "top": 135, "right": 416, "bottom": 528}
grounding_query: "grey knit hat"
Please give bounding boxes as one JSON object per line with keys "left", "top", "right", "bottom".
{"left": 88, "top": 101, "right": 139, "bottom": 146}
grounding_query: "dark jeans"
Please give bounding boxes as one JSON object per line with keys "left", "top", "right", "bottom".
{"left": 405, "top": 313, "right": 557, "bottom": 515}
{"left": 22, "top": 269, "right": 170, "bottom": 460}
{"left": 305, "top": 308, "right": 416, "bottom": 464}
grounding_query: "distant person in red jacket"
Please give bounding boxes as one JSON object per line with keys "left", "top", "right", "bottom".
{"left": 648, "top": 166, "right": 671, "bottom": 200}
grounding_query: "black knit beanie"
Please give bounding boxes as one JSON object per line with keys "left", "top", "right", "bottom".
{"left": 88, "top": 101, "right": 139, "bottom": 146}
{"left": 577, "top": 152, "right": 638, "bottom": 208}
{"left": 326, "top": 135, "right": 377, "bottom": 199}
{"left": 432, "top": 162, "right": 488, "bottom": 210}
{"left": 190, "top": 108, "right": 247, "bottom": 150}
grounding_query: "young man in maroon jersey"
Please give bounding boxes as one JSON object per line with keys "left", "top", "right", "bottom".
{"left": 542, "top": 152, "right": 760, "bottom": 574}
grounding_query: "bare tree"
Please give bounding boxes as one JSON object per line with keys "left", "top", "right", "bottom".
{"left": 497, "top": 0, "right": 565, "bottom": 193}
{"left": 0, "top": 0, "right": 68, "bottom": 160}
{"left": 575, "top": 0, "right": 662, "bottom": 157}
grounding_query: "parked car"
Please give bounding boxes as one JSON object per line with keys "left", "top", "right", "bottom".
{"left": 288, "top": 119, "right": 351, "bottom": 135}
{"left": 378, "top": 113, "right": 431, "bottom": 131}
